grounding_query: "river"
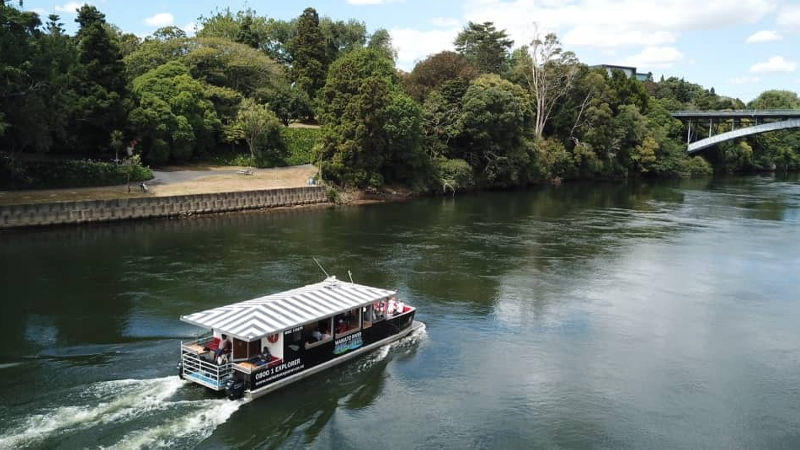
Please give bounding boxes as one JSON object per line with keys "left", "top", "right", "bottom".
{"left": 1, "top": 175, "right": 799, "bottom": 449}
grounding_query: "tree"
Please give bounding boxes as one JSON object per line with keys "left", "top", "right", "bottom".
{"left": 454, "top": 22, "right": 513, "bottom": 74}
{"left": 234, "top": 98, "right": 283, "bottom": 166}
{"left": 458, "top": 74, "right": 532, "bottom": 185}
{"left": 259, "top": 82, "right": 311, "bottom": 126}
{"left": 123, "top": 32, "right": 191, "bottom": 80}
{"left": 527, "top": 31, "right": 579, "bottom": 139}
{"left": 72, "top": 4, "right": 128, "bottom": 155}
{"left": 289, "top": 7, "right": 327, "bottom": 101}
{"left": 151, "top": 26, "right": 186, "bottom": 42}
{"left": 0, "top": 3, "right": 44, "bottom": 152}
{"left": 320, "top": 17, "right": 367, "bottom": 63}
{"left": 421, "top": 79, "right": 470, "bottom": 158}
{"left": 128, "top": 62, "right": 221, "bottom": 162}
{"left": 404, "top": 51, "right": 477, "bottom": 102}
{"left": 316, "top": 48, "right": 415, "bottom": 187}
{"left": 383, "top": 91, "right": 428, "bottom": 185}
{"left": 747, "top": 90, "right": 800, "bottom": 109}
{"left": 182, "top": 37, "right": 285, "bottom": 97}
{"left": 367, "top": 28, "right": 396, "bottom": 61}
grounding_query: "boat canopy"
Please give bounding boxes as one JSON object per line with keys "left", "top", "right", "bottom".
{"left": 180, "top": 277, "right": 395, "bottom": 341}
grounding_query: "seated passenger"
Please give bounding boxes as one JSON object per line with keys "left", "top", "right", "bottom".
{"left": 214, "top": 334, "right": 232, "bottom": 359}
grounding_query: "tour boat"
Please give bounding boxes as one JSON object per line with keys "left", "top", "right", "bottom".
{"left": 178, "top": 276, "right": 422, "bottom": 400}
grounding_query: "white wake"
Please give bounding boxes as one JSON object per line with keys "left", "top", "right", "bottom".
{"left": 0, "top": 376, "right": 244, "bottom": 449}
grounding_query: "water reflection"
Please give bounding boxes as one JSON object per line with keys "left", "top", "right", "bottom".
{"left": 1, "top": 174, "right": 799, "bottom": 448}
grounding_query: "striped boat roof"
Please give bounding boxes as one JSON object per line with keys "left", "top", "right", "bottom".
{"left": 180, "top": 277, "right": 396, "bottom": 341}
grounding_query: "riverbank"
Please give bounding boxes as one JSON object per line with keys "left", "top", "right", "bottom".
{"left": 0, "top": 164, "right": 318, "bottom": 206}
{"left": 0, "top": 186, "right": 329, "bottom": 228}
{"left": 0, "top": 164, "right": 331, "bottom": 228}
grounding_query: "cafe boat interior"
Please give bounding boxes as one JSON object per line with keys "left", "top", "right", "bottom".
{"left": 178, "top": 276, "right": 422, "bottom": 400}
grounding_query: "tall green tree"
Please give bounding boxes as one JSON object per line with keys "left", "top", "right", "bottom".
{"left": 289, "top": 7, "right": 327, "bottom": 102}
{"left": 367, "top": 28, "right": 396, "bottom": 61}
{"left": 0, "top": 2, "right": 43, "bottom": 151}
{"left": 316, "top": 48, "right": 425, "bottom": 187}
{"left": 454, "top": 22, "right": 513, "bottom": 74}
{"left": 320, "top": 17, "right": 367, "bottom": 63}
{"left": 72, "top": 4, "right": 127, "bottom": 155}
{"left": 458, "top": 74, "right": 533, "bottom": 185}
{"left": 128, "top": 62, "right": 221, "bottom": 162}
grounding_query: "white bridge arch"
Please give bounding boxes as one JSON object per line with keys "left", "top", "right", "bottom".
{"left": 671, "top": 110, "right": 800, "bottom": 154}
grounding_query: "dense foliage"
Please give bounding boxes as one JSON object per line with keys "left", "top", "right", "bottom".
{"left": 1, "top": 1, "right": 798, "bottom": 193}
{"left": 0, "top": 155, "right": 152, "bottom": 189}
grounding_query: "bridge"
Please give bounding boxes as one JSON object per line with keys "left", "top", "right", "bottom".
{"left": 670, "top": 110, "right": 800, "bottom": 154}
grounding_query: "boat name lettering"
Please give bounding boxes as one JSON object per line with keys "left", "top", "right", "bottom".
{"left": 334, "top": 331, "right": 363, "bottom": 355}
{"left": 255, "top": 358, "right": 303, "bottom": 380}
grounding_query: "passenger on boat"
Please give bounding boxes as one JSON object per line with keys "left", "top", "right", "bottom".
{"left": 214, "top": 334, "right": 232, "bottom": 359}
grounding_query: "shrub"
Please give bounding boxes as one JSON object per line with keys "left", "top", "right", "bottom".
{"left": 0, "top": 155, "right": 153, "bottom": 190}
{"left": 435, "top": 157, "right": 475, "bottom": 194}
{"left": 282, "top": 127, "right": 320, "bottom": 165}
{"left": 208, "top": 151, "right": 254, "bottom": 167}
{"left": 683, "top": 156, "right": 713, "bottom": 177}
{"left": 253, "top": 119, "right": 288, "bottom": 168}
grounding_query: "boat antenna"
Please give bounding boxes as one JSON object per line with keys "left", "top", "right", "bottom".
{"left": 313, "top": 257, "right": 331, "bottom": 279}
{"left": 348, "top": 270, "right": 354, "bottom": 283}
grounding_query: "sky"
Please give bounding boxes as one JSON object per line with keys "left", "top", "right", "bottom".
{"left": 21, "top": 0, "right": 800, "bottom": 103}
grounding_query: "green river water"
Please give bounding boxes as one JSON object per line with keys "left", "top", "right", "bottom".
{"left": 1, "top": 175, "right": 799, "bottom": 449}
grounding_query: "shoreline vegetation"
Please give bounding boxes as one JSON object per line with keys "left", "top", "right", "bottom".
{"left": 1, "top": 2, "right": 799, "bottom": 201}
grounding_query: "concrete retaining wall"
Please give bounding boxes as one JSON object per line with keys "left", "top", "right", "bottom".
{"left": 0, "top": 186, "right": 329, "bottom": 228}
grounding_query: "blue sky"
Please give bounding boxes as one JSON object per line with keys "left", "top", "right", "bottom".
{"left": 23, "top": 0, "right": 800, "bottom": 102}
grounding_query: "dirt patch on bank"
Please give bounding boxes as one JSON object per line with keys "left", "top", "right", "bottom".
{"left": 0, "top": 165, "right": 317, "bottom": 206}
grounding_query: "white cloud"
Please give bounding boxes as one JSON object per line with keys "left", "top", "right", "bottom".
{"left": 750, "top": 56, "right": 797, "bottom": 73}
{"left": 29, "top": 8, "right": 47, "bottom": 16}
{"left": 622, "top": 46, "right": 684, "bottom": 69}
{"left": 728, "top": 76, "right": 760, "bottom": 85}
{"left": 430, "top": 17, "right": 461, "bottom": 28}
{"left": 182, "top": 22, "right": 197, "bottom": 36}
{"left": 463, "top": 0, "right": 775, "bottom": 49}
{"left": 745, "top": 30, "right": 781, "bottom": 43}
{"left": 145, "top": 13, "right": 174, "bottom": 27}
{"left": 776, "top": 4, "right": 800, "bottom": 26}
{"left": 54, "top": 2, "right": 84, "bottom": 14}
{"left": 563, "top": 27, "right": 675, "bottom": 48}
{"left": 390, "top": 27, "right": 460, "bottom": 71}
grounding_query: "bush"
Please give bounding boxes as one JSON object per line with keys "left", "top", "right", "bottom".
{"left": 435, "top": 157, "right": 475, "bottom": 193}
{"left": 683, "top": 156, "right": 713, "bottom": 177}
{"left": 0, "top": 155, "right": 153, "bottom": 190}
{"left": 253, "top": 119, "right": 288, "bottom": 168}
{"left": 207, "top": 150, "right": 255, "bottom": 167}
{"left": 282, "top": 127, "right": 320, "bottom": 166}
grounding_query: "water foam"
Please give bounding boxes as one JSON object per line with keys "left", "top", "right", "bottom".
{"left": 111, "top": 398, "right": 246, "bottom": 449}
{"left": 355, "top": 322, "right": 428, "bottom": 371}
{"left": 0, "top": 376, "right": 184, "bottom": 448}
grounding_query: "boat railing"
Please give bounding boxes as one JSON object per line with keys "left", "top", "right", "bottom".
{"left": 180, "top": 340, "right": 231, "bottom": 391}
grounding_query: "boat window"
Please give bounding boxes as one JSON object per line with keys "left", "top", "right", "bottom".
{"left": 362, "top": 304, "right": 373, "bottom": 329}
{"left": 304, "top": 318, "right": 333, "bottom": 349}
{"left": 334, "top": 308, "right": 360, "bottom": 337}
{"left": 232, "top": 338, "right": 248, "bottom": 361}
